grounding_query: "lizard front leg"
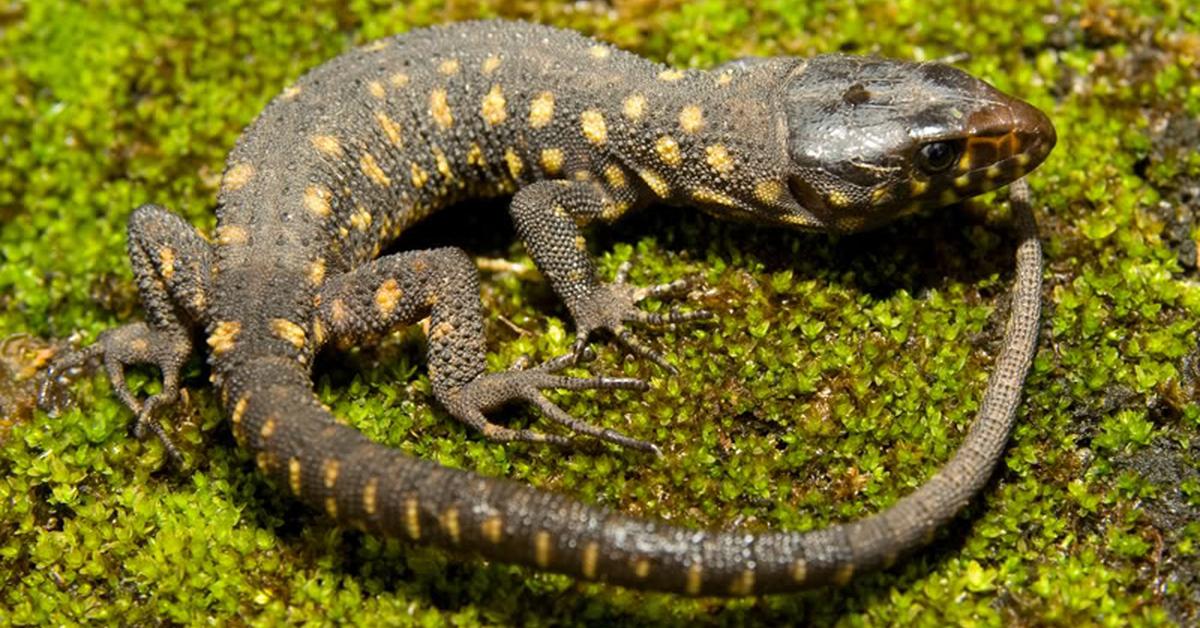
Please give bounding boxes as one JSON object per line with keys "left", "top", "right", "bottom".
{"left": 314, "top": 247, "right": 655, "bottom": 452}
{"left": 509, "top": 180, "right": 710, "bottom": 374}
{"left": 42, "top": 204, "right": 213, "bottom": 461}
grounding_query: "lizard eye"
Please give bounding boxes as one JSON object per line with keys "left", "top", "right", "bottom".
{"left": 916, "top": 141, "right": 959, "bottom": 174}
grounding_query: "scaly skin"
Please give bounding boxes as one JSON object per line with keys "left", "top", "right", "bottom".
{"left": 43, "top": 20, "right": 1055, "bottom": 595}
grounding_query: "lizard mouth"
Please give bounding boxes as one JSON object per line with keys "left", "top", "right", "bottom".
{"left": 929, "top": 98, "right": 1057, "bottom": 202}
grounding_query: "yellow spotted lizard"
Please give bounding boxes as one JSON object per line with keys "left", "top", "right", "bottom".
{"left": 43, "top": 20, "right": 1055, "bottom": 595}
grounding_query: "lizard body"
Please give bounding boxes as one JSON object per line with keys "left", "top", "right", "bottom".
{"left": 46, "top": 20, "right": 1054, "bottom": 595}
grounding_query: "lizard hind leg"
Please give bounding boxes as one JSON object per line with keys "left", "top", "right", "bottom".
{"left": 41, "top": 203, "right": 213, "bottom": 463}
{"left": 315, "top": 246, "right": 655, "bottom": 452}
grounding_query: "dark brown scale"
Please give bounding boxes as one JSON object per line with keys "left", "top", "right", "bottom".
{"left": 43, "top": 20, "right": 1054, "bottom": 595}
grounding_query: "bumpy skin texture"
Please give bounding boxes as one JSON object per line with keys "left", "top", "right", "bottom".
{"left": 46, "top": 20, "right": 1055, "bottom": 595}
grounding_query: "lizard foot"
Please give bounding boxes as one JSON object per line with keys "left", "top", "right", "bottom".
{"left": 40, "top": 322, "right": 192, "bottom": 464}
{"left": 440, "top": 355, "right": 659, "bottom": 454}
{"left": 571, "top": 261, "right": 712, "bottom": 374}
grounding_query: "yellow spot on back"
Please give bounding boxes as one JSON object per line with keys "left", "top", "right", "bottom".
{"left": 429, "top": 89, "right": 453, "bottom": 129}
{"left": 603, "top": 164, "right": 626, "bottom": 188}
{"left": 871, "top": 187, "right": 891, "bottom": 205}
{"left": 528, "top": 92, "right": 555, "bottom": 128}
{"left": 270, "top": 318, "right": 307, "bottom": 349}
{"left": 539, "top": 147, "right": 564, "bottom": 175}
{"left": 374, "top": 279, "right": 402, "bottom": 316}
{"left": 633, "top": 557, "right": 651, "bottom": 579}
{"left": 312, "top": 318, "right": 326, "bottom": 346}
{"left": 304, "top": 185, "right": 333, "bottom": 218}
{"left": 322, "top": 458, "right": 340, "bottom": 489}
{"left": 330, "top": 299, "right": 349, "bottom": 325}
{"left": 367, "top": 80, "right": 386, "bottom": 100}
{"left": 754, "top": 180, "right": 783, "bottom": 204}
{"left": 911, "top": 179, "right": 928, "bottom": 196}
{"left": 324, "top": 496, "right": 338, "bottom": 518}
{"left": 589, "top": 44, "right": 610, "bottom": 59}
{"left": 729, "top": 569, "right": 755, "bottom": 596}
{"left": 311, "top": 134, "right": 343, "bottom": 158}
{"left": 231, "top": 396, "right": 249, "bottom": 426}
{"left": 308, "top": 258, "right": 326, "bottom": 285}
{"left": 441, "top": 507, "right": 461, "bottom": 544}
{"left": 601, "top": 200, "right": 630, "bottom": 221}
{"left": 432, "top": 148, "right": 454, "bottom": 180}
{"left": 404, "top": 496, "right": 421, "bottom": 539}
{"left": 638, "top": 169, "right": 670, "bottom": 198}
{"left": 256, "top": 452, "right": 274, "bottom": 472}
{"left": 158, "top": 247, "right": 176, "bottom": 281}
{"left": 705, "top": 144, "right": 734, "bottom": 175}
{"left": 581, "top": 542, "right": 599, "bottom": 579}
{"left": 428, "top": 321, "right": 455, "bottom": 341}
{"left": 389, "top": 72, "right": 410, "bottom": 88}
{"left": 350, "top": 206, "right": 372, "bottom": 231}
{"left": 580, "top": 110, "right": 607, "bottom": 145}
{"left": 288, "top": 457, "right": 302, "bottom": 495}
{"left": 692, "top": 187, "right": 737, "bottom": 207}
{"left": 360, "top": 153, "right": 391, "bottom": 187}
{"left": 658, "top": 68, "right": 685, "bottom": 81}
{"left": 791, "top": 559, "right": 808, "bottom": 583}
{"left": 481, "top": 55, "right": 502, "bottom": 74}
{"left": 534, "top": 531, "right": 552, "bottom": 568}
{"left": 679, "top": 105, "right": 704, "bottom": 133}
{"left": 362, "top": 478, "right": 379, "bottom": 516}
{"left": 686, "top": 563, "right": 703, "bottom": 595}
{"left": 467, "top": 142, "right": 486, "bottom": 167}
{"left": 216, "top": 225, "right": 247, "bottom": 246}
{"left": 260, "top": 416, "right": 277, "bottom": 439}
{"left": 827, "top": 189, "right": 851, "bottom": 208}
{"left": 410, "top": 162, "right": 429, "bottom": 188}
{"left": 505, "top": 148, "right": 524, "bottom": 180}
{"left": 281, "top": 85, "right": 302, "bottom": 100}
{"left": 481, "top": 516, "right": 503, "bottom": 544}
{"left": 364, "top": 39, "right": 389, "bottom": 52}
{"left": 717, "top": 71, "right": 734, "bottom": 86}
{"left": 222, "top": 162, "right": 255, "bottom": 192}
{"left": 374, "top": 111, "right": 403, "bottom": 147}
{"left": 833, "top": 564, "right": 855, "bottom": 585}
{"left": 438, "top": 59, "right": 460, "bottom": 75}
{"left": 954, "top": 173, "right": 971, "bottom": 188}
{"left": 480, "top": 84, "right": 507, "bottom": 125}
{"left": 622, "top": 94, "right": 646, "bottom": 120}
{"left": 655, "top": 136, "right": 682, "bottom": 167}
{"left": 207, "top": 321, "right": 241, "bottom": 355}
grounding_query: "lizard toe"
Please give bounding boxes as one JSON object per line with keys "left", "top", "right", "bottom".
{"left": 442, "top": 365, "right": 654, "bottom": 452}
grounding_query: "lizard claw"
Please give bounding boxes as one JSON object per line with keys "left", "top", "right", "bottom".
{"left": 570, "top": 260, "right": 712, "bottom": 374}
{"left": 441, "top": 358, "right": 657, "bottom": 453}
{"left": 42, "top": 323, "right": 192, "bottom": 465}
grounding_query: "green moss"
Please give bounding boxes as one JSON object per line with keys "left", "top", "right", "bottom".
{"left": 2, "top": 0, "right": 1198, "bottom": 624}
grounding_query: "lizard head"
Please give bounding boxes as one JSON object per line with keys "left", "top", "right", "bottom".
{"left": 775, "top": 54, "right": 1055, "bottom": 232}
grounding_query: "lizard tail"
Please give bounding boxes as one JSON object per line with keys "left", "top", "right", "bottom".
{"left": 224, "top": 181, "right": 1041, "bottom": 596}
